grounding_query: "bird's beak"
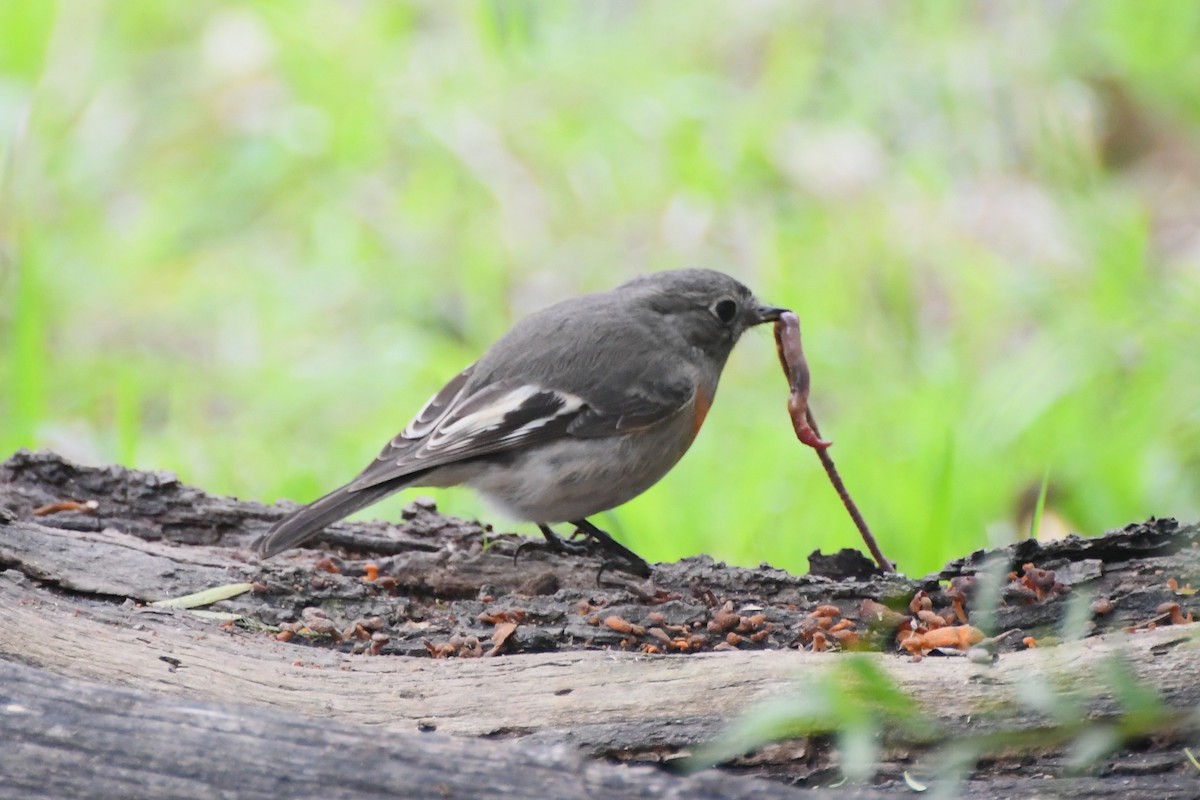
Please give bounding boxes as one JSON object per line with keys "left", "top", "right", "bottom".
{"left": 753, "top": 304, "right": 789, "bottom": 324}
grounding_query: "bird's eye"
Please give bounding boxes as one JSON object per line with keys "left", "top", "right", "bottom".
{"left": 712, "top": 298, "right": 738, "bottom": 323}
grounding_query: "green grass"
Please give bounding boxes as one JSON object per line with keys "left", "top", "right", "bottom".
{"left": 688, "top": 646, "right": 1197, "bottom": 792}
{"left": 2, "top": 1, "right": 1199, "bottom": 576}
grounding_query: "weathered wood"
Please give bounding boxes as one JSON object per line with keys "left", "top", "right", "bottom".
{"left": 4, "top": 572, "right": 1199, "bottom": 799}
{"left": 3, "top": 450, "right": 1200, "bottom": 797}
{"left": 0, "top": 660, "right": 810, "bottom": 800}
{"left": 3, "top": 449, "right": 1197, "bottom": 660}
{"left": 2, "top": 568, "right": 1197, "bottom": 750}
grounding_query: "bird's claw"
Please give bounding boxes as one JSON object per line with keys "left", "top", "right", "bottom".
{"left": 512, "top": 523, "right": 652, "bottom": 581}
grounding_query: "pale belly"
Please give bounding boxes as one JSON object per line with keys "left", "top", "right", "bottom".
{"left": 436, "top": 425, "right": 695, "bottom": 523}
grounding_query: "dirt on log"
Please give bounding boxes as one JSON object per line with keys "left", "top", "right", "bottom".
{"left": 2, "top": 449, "right": 1199, "bottom": 799}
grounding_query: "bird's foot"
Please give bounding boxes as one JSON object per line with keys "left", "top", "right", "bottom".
{"left": 513, "top": 525, "right": 591, "bottom": 561}
{"left": 511, "top": 522, "right": 652, "bottom": 581}
{"left": 569, "top": 519, "right": 652, "bottom": 579}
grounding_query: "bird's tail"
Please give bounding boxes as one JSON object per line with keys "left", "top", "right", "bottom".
{"left": 255, "top": 481, "right": 404, "bottom": 558}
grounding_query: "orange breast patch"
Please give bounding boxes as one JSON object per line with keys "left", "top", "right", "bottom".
{"left": 691, "top": 386, "right": 714, "bottom": 438}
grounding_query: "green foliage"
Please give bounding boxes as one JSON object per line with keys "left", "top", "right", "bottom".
{"left": 689, "top": 641, "right": 1198, "bottom": 791}
{"left": 688, "top": 655, "right": 938, "bottom": 781}
{"left": 2, "top": 1, "right": 1199, "bottom": 574}
{"left": 690, "top": 583, "right": 1199, "bottom": 789}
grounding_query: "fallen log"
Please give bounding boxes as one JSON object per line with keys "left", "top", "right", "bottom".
{"left": 2, "top": 450, "right": 1199, "bottom": 797}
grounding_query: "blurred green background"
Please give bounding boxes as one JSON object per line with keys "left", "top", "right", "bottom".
{"left": 2, "top": 1, "right": 1198, "bottom": 576}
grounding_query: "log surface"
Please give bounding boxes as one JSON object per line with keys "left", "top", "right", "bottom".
{"left": 3, "top": 450, "right": 1200, "bottom": 798}
{"left": 0, "top": 660, "right": 807, "bottom": 800}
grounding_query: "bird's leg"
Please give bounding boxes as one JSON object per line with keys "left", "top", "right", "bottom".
{"left": 512, "top": 522, "right": 652, "bottom": 580}
{"left": 512, "top": 523, "right": 591, "bottom": 566}
{"left": 570, "top": 519, "right": 652, "bottom": 578}
{"left": 536, "top": 523, "right": 591, "bottom": 555}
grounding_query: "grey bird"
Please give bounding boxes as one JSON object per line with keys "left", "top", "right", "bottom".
{"left": 255, "top": 268, "right": 786, "bottom": 575}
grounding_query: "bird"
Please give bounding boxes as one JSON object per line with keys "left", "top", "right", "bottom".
{"left": 254, "top": 268, "right": 786, "bottom": 576}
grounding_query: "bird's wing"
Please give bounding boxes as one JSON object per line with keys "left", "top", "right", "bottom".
{"left": 346, "top": 364, "right": 695, "bottom": 492}
{"left": 565, "top": 376, "right": 697, "bottom": 437}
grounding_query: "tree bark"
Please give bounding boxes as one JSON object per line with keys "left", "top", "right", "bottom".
{"left": 2, "top": 450, "right": 1199, "bottom": 798}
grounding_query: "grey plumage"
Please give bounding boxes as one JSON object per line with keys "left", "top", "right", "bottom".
{"left": 255, "top": 268, "right": 784, "bottom": 560}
